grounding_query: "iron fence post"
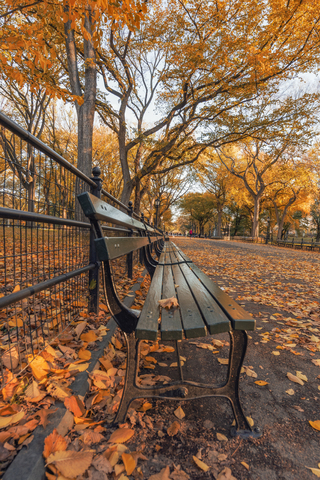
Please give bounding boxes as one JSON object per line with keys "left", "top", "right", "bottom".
{"left": 126, "top": 201, "right": 133, "bottom": 279}
{"left": 89, "top": 166, "right": 102, "bottom": 313}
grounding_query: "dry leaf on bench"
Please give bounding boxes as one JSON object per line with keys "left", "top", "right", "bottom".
{"left": 108, "top": 428, "right": 134, "bottom": 444}
{"left": 158, "top": 297, "right": 179, "bottom": 309}
{"left": 193, "top": 456, "right": 210, "bottom": 472}
{"left": 174, "top": 406, "right": 185, "bottom": 419}
{"left": 46, "top": 449, "right": 94, "bottom": 477}
{"left": 167, "top": 421, "right": 180, "bottom": 436}
{"left": 287, "top": 372, "right": 304, "bottom": 385}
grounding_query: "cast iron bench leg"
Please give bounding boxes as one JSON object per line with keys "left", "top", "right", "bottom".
{"left": 227, "top": 330, "right": 261, "bottom": 438}
{"left": 114, "top": 332, "right": 138, "bottom": 424}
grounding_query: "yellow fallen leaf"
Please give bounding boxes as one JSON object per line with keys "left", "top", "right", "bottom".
{"left": 287, "top": 372, "right": 304, "bottom": 385}
{"left": 247, "top": 417, "right": 254, "bottom": 427}
{"left": 241, "top": 461, "right": 249, "bottom": 470}
{"left": 0, "top": 410, "right": 25, "bottom": 429}
{"left": 8, "top": 317, "right": 23, "bottom": 328}
{"left": 46, "top": 449, "right": 94, "bottom": 477}
{"left": 312, "top": 359, "right": 320, "bottom": 367}
{"left": 122, "top": 452, "right": 136, "bottom": 475}
{"left": 306, "top": 467, "right": 320, "bottom": 477}
{"left": 80, "top": 331, "right": 98, "bottom": 343}
{"left": 309, "top": 420, "right": 320, "bottom": 432}
{"left": 68, "top": 362, "right": 89, "bottom": 372}
{"left": 255, "top": 380, "right": 268, "bottom": 386}
{"left": 272, "top": 351, "right": 280, "bottom": 356}
{"left": 138, "top": 402, "right": 152, "bottom": 412}
{"left": 296, "top": 371, "right": 308, "bottom": 382}
{"left": 109, "top": 428, "right": 134, "bottom": 444}
{"left": 27, "top": 355, "right": 49, "bottom": 381}
{"left": 158, "top": 363, "right": 168, "bottom": 367}
{"left": 174, "top": 406, "right": 185, "bottom": 419}
{"left": 167, "top": 421, "right": 180, "bottom": 436}
{"left": 193, "top": 456, "right": 210, "bottom": 472}
{"left": 286, "top": 389, "right": 295, "bottom": 395}
{"left": 216, "top": 432, "right": 228, "bottom": 442}
{"left": 158, "top": 297, "right": 179, "bottom": 309}
{"left": 217, "top": 358, "right": 229, "bottom": 365}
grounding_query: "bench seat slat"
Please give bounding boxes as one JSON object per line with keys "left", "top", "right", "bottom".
{"left": 187, "top": 261, "right": 255, "bottom": 331}
{"left": 178, "top": 262, "right": 231, "bottom": 335}
{"left": 135, "top": 265, "right": 164, "bottom": 341}
{"left": 160, "top": 260, "right": 184, "bottom": 340}
{"left": 171, "top": 264, "right": 207, "bottom": 338}
{"left": 94, "top": 236, "right": 159, "bottom": 261}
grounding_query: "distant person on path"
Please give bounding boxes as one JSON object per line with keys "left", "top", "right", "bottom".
{"left": 189, "top": 229, "right": 193, "bottom": 237}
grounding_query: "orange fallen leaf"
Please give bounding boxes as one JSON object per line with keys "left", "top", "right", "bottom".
{"left": 46, "top": 449, "right": 94, "bottom": 477}
{"left": 174, "top": 406, "right": 185, "bottom": 419}
{"left": 78, "top": 349, "right": 91, "bottom": 361}
{"left": 254, "top": 380, "right": 269, "bottom": 386}
{"left": 43, "top": 428, "right": 67, "bottom": 459}
{"left": 309, "top": 420, "right": 320, "bottom": 432}
{"left": 64, "top": 395, "right": 86, "bottom": 417}
{"left": 122, "top": 452, "right": 136, "bottom": 475}
{"left": 167, "top": 421, "right": 180, "bottom": 437}
{"left": 80, "top": 331, "right": 98, "bottom": 343}
{"left": 108, "top": 428, "right": 134, "bottom": 444}
{"left": 79, "top": 431, "right": 104, "bottom": 445}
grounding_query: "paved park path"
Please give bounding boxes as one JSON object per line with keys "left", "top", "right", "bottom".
{"left": 162, "top": 238, "right": 320, "bottom": 480}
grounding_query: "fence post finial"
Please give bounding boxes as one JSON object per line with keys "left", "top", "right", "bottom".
{"left": 89, "top": 165, "right": 102, "bottom": 314}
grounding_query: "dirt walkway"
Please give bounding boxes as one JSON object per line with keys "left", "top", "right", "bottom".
{"left": 164, "top": 238, "right": 320, "bottom": 480}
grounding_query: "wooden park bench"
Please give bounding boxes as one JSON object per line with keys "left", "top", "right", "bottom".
{"left": 78, "top": 190, "right": 261, "bottom": 439}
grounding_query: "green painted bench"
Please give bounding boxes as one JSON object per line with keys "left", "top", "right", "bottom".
{"left": 78, "top": 192, "right": 261, "bottom": 439}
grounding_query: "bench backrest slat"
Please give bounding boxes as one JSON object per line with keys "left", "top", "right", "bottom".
{"left": 78, "top": 192, "right": 155, "bottom": 233}
{"left": 95, "top": 236, "right": 159, "bottom": 261}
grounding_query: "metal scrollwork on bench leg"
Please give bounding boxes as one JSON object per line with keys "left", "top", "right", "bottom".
{"left": 227, "top": 330, "right": 262, "bottom": 439}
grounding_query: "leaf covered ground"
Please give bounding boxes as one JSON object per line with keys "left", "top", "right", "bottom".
{"left": 0, "top": 239, "right": 320, "bottom": 479}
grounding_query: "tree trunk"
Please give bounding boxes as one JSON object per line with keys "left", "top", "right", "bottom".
{"left": 216, "top": 208, "right": 222, "bottom": 236}
{"left": 316, "top": 224, "right": 320, "bottom": 242}
{"left": 252, "top": 197, "right": 260, "bottom": 239}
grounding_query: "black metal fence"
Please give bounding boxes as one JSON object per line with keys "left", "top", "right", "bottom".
{"left": 0, "top": 112, "right": 140, "bottom": 389}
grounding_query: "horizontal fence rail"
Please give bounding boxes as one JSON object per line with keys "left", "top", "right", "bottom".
{"left": 0, "top": 111, "right": 143, "bottom": 389}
